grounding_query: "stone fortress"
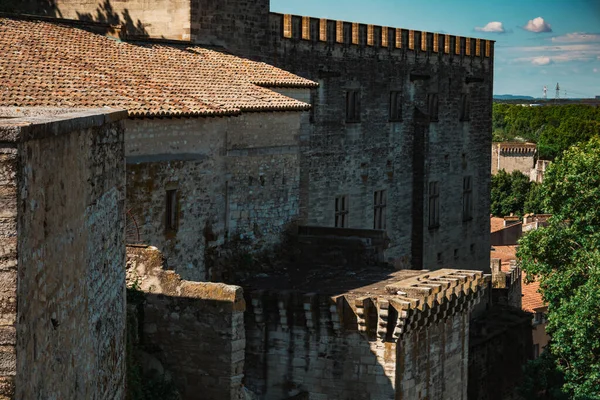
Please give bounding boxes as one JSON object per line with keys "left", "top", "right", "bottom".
{"left": 0, "top": 1, "right": 531, "bottom": 399}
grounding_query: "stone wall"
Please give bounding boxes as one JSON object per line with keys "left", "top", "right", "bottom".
{"left": 491, "top": 142, "right": 536, "bottom": 176}
{"left": 490, "top": 258, "right": 522, "bottom": 309}
{"left": 14, "top": 0, "right": 494, "bottom": 274}
{"left": 268, "top": 15, "right": 493, "bottom": 272}
{"left": 0, "top": 137, "right": 17, "bottom": 400}
{"left": 0, "top": 108, "right": 127, "bottom": 400}
{"left": 126, "top": 245, "right": 246, "bottom": 400}
{"left": 490, "top": 222, "right": 522, "bottom": 246}
{"left": 178, "top": 5, "right": 494, "bottom": 272}
{"left": 245, "top": 269, "right": 487, "bottom": 399}
{"left": 125, "top": 110, "right": 307, "bottom": 281}
{"left": 468, "top": 305, "right": 533, "bottom": 400}
{"left": 3, "top": 0, "right": 191, "bottom": 40}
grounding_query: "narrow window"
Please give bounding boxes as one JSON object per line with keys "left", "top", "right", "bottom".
{"left": 166, "top": 189, "right": 178, "bottom": 232}
{"left": 427, "top": 93, "right": 439, "bottom": 122}
{"left": 428, "top": 181, "right": 440, "bottom": 228}
{"left": 389, "top": 91, "right": 403, "bottom": 122}
{"left": 460, "top": 93, "right": 471, "bottom": 121}
{"left": 373, "top": 190, "right": 387, "bottom": 230}
{"left": 463, "top": 176, "right": 473, "bottom": 221}
{"left": 346, "top": 90, "right": 361, "bottom": 123}
{"left": 335, "top": 195, "right": 349, "bottom": 228}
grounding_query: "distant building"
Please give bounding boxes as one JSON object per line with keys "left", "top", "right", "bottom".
{"left": 530, "top": 159, "right": 551, "bottom": 183}
{"left": 491, "top": 142, "right": 536, "bottom": 176}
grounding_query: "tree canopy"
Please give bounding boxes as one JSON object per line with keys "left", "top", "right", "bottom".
{"left": 517, "top": 138, "right": 600, "bottom": 398}
{"left": 490, "top": 170, "right": 542, "bottom": 217}
{"left": 493, "top": 104, "right": 600, "bottom": 159}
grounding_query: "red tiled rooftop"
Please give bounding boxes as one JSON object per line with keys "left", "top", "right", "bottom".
{"left": 522, "top": 276, "right": 546, "bottom": 313}
{"left": 491, "top": 217, "right": 505, "bottom": 233}
{"left": 0, "top": 17, "right": 318, "bottom": 117}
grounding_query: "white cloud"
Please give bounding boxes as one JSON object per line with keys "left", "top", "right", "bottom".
{"left": 531, "top": 56, "right": 552, "bottom": 66}
{"left": 552, "top": 32, "right": 600, "bottom": 43}
{"left": 523, "top": 17, "right": 552, "bottom": 33}
{"left": 475, "top": 21, "right": 505, "bottom": 33}
{"left": 510, "top": 43, "right": 600, "bottom": 65}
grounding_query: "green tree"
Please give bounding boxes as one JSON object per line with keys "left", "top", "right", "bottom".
{"left": 491, "top": 170, "right": 532, "bottom": 217}
{"left": 524, "top": 182, "right": 545, "bottom": 215}
{"left": 492, "top": 104, "right": 600, "bottom": 160}
{"left": 518, "top": 138, "right": 600, "bottom": 398}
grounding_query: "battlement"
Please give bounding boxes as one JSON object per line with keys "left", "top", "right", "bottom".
{"left": 273, "top": 12, "right": 493, "bottom": 59}
{"left": 494, "top": 142, "right": 537, "bottom": 155}
{"left": 490, "top": 258, "right": 520, "bottom": 289}
{"left": 246, "top": 269, "right": 488, "bottom": 342}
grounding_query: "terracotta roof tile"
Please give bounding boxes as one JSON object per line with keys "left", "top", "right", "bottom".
{"left": 491, "top": 217, "right": 505, "bottom": 233}
{"left": 522, "top": 277, "right": 546, "bottom": 313}
{"left": 0, "top": 17, "right": 317, "bottom": 117}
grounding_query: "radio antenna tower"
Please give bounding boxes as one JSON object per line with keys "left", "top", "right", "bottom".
{"left": 555, "top": 83, "right": 560, "bottom": 100}
{"left": 543, "top": 85, "right": 548, "bottom": 100}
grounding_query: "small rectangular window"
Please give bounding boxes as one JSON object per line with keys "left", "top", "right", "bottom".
{"left": 427, "top": 93, "right": 439, "bottom": 122}
{"left": 463, "top": 176, "right": 473, "bottom": 221}
{"left": 346, "top": 90, "right": 361, "bottom": 123}
{"left": 166, "top": 189, "right": 178, "bottom": 232}
{"left": 428, "top": 181, "right": 440, "bottom": 228}
{"left": 460, "top": 93, "right": 471, "bottom": 121}
{"left": 389, "top": 91, "right": 403, "bottom": 122}
{"left": 373, "top": 190, "right": 387, "bottom": 230}
{"left": 335, "top": 195, "right": 349, "bottom": 228}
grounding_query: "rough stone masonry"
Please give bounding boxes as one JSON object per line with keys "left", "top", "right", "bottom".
{"left": 0, "top": 108, "right": 127, "bottom": 400}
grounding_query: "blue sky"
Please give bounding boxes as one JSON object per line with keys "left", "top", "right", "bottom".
{"left": 271, "top": 0, "right": 600, "bottom": 98}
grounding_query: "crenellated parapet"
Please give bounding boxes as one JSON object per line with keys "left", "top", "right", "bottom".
{"left": 495, "top": 142, "right": 537, "bottom": 155}
{"left": 274, "top": 12, "right": 493, "bottom": 59}
{"left": 246, "top": 269, "right": 489, "bottom": 342}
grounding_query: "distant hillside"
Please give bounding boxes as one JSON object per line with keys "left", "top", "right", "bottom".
{"left": 494, "top": 94, "right": 536, "bottom": 100}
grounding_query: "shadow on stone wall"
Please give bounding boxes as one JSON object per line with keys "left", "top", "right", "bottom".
{"left": 1, "top": 0, "right": 148, "bottom": 39}
{"left": 76, "top": 0, "right": 148, "bottom": 38}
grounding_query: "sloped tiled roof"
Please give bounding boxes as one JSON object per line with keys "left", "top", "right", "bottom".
{"left": 491, "top": 217, "right": 505, "bottom": 233}
{"left": 522, "top": 277, "right": 546, "bottom": 313}
{"left": 0, "top": 17, "right": 317, "bottom": 117}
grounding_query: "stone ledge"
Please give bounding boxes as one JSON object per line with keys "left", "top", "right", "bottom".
{"left": 126, "top": 245, "right": 245, "bottom": 310}
{"left": 0, "top": 107, "right": 127, "bottom": 143}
